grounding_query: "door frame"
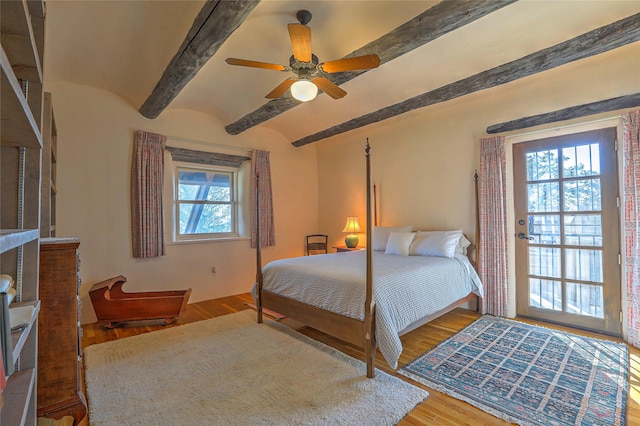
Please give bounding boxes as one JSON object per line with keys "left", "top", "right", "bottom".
{"left": 502, "top": 119, "right": 626, "bottom": 337}
{"left": 512, "top": 128, "right": 621, "bottom": 336}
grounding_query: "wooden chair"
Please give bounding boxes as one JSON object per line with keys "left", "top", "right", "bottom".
{"left": 306, "top": 234, "right": 328, "bottom": 255}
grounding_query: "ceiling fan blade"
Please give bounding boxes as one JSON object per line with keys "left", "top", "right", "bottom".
{"left": 312, "top": 77, "right": 347, "bottom": 99}
{"left": 287, "top": 23, "right": 312, "bottom": 62}
{"left": 226, "top": 58, "right": 287, "bottom": 71}
{"left": 266, "top": 78, "right": 296, "bottom": 99}
{"left": 320, "top": 54, "right": 381, "bottom": 73}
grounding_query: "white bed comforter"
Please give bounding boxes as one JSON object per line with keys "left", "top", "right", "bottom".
{"left": 254, "top": 250, "right": 483, "bottom": 369}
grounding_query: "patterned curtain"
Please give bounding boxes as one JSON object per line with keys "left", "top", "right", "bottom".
{"left": 251, "top": 150, "right": 275, "bottom": 248}
{"left": 131, "top": 130, "right": 166, "bottom": 258}
{"left": 478, "top": 136, "right": 509, "bottom": 316}
{"left": 623, "top": 110, "right": 640, "bottom": 347}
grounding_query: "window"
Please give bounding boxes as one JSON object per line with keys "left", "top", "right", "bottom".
{"left": 174, "top": 164, "right": 239, "bottom": 240}
{"left": 166, "top": 146, "right": 251, "bottom": 243}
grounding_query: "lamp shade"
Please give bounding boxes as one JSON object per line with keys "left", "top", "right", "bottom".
{"left": 342, "top": 216, "right": 361, "bottom": 248}
{"left": 342, "top": 216, "right": 362, "bottom": 233}
{"left": 291, "top": 79, "right": 318, "bottom": 102}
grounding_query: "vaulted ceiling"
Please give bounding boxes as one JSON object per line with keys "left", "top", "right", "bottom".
{"left": 44, "top": 1, "right": 640, "bottom": 145}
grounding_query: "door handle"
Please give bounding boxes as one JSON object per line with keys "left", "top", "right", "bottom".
{"left": 517, "top": 233, "right": 534, "bottom": 240}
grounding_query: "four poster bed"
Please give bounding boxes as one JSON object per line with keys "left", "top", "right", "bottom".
{"left": 253, "top": 143, "right": 483, "bottom": 378}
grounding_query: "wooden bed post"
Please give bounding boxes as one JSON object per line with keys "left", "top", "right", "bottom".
{"left": 364, "top": 140, "right": 376, "bottom": 378}
{"left": 373, "top": 182, "right": 377, "bottom": 226}
{"left": 255, "top": 173, "right": 264, "bottom": 324}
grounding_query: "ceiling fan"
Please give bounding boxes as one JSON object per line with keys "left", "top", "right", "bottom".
{"left": 225, "top": 10, "right": 381, "bottom": 102}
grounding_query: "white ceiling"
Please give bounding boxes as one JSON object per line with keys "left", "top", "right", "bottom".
{"left": 44, "top": 0, "right": 640, "bottom": 143}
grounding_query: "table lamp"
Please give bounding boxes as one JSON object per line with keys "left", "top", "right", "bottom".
{"left": 342, "top": 216, "right": 362, "bottom": 248}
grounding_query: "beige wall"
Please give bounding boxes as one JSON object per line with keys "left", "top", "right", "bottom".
{"left": 45, "top": 81, "right": 319, "bottom": 324}
{"left": 315, "top": 43, "right": 639, "bottom": 317}
{"left": 45, "top": 39, "right": 638, "bottom": 324}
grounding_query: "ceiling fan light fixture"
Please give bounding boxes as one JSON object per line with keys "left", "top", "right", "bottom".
{"left": 226, "top": 9, "right": 380, "bottom": 102}
{"left": 291, "top": 78, "right": 317, "bottom": 102}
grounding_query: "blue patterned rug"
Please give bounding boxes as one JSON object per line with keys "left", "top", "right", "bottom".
{"left": 400, "top": 316, "right": 628, "bottom": 425}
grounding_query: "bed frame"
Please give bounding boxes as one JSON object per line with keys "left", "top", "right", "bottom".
{"left": 254, "top": 142, "right": 478, "bottom": 378}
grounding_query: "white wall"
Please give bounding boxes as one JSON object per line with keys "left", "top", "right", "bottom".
{"left": 45, "top": 81, "right": 319, "bottom": 324}
{"left": 314, "top": 42, "right": 639, "bottom": 318}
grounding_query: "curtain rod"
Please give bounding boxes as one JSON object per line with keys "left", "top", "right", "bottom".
{"left": 165, "top": 134, "right": 253, "bottom": 154}
{"left": 503, "top": 114, "right": 622, "bottom": 140}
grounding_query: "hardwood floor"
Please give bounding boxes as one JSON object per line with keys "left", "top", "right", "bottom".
{"left": 82, "top": 293, "right": 640, "bottom": 425}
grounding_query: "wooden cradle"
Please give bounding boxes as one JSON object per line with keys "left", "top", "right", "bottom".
{"left": 89, "top": 275, "right": 191, "bottom": 328}
{"left": 254, "top": 142, "right": 479, "bottom": 378}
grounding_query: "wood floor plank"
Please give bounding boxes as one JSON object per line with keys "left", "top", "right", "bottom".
{"left": 81, "top": 293, "right": 639, "bottom": 425}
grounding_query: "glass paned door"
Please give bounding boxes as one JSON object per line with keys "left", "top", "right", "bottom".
{"left": 513, "top": 128, "right": 621, "bottom": 336}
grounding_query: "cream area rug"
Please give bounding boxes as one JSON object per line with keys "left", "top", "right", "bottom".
{"left": 84, "top": 310, "right": 428, "bottom": 425}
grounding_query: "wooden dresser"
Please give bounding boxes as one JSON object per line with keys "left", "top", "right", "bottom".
{"left": 37, "top": 237, "right": 88, "bottom": 424}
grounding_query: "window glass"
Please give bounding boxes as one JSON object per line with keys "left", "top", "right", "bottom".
{"left": 527, "top": 214, "right": 560, "bottom": 245}
{"left": 175, "top": 165, "right": 237, "bottom": 239}
{"left": 562, "top": 143, "right": 600, "bottom": 177}
{"left": 564, "top": 214, "right": 602, "bottom": 246}
{"left": 528, "top": 182, "right": 559, "bottom": 212}
{"left": 529, "top": 247, "right": 561, "bottom": 278}
{"left": 526, "top": 149, "right": 559, "bottom": 181}
{"left": 529, "top": 278, "right": 562, "bottom": 311}
{"left": 563, "top": 179, "right": 601, "bottom": 211}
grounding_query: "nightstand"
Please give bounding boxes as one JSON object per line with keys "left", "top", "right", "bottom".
{"left": 333, "top": 246, "right": 365, "bottom": 253}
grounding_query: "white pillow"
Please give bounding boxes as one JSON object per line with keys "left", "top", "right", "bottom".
{"left": 373, "top": 226, "right": 413, "bottom": 251}
{"left": 384, "top": 232, "right": 415, "bottom": 256}
{"left": 410, "top": 230, "right": 463, "bottom": 258}
{"left": 456, "top": 234, "right": 472, "bottom": 255}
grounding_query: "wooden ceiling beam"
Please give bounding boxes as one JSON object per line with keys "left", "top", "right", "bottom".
{"left": 139, "top": 0, "right": 260, "bottom": 119}
{"left": 291, "top": 12, "right": 640, "bottom": 147}
{"left": 487, "top": 93, "right": 640, "bottom": 134}
{"left": 224, "top": 0, "right": 518, "bottom": 135}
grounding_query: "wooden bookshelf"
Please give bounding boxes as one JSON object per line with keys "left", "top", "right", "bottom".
{"left": 0, "top": 0, "right": 46, "bottom": 424}
{"left": 0, "top": 45, "right": 42, "bottom": 149}
{"left": 0, "top": 229, "right": 39, "bottom": 253}
{"left": 10, "top": 301, "right": 40, "bottom": 361}
{"left": 1, "top": 369, "right": 36, "bottom": 426}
